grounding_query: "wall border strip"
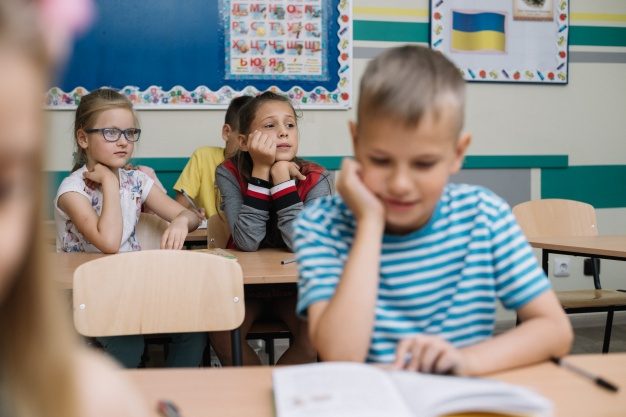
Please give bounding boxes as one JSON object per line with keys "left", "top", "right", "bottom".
{"left": 353, "top": 21, "right": 626, "bottom": 47}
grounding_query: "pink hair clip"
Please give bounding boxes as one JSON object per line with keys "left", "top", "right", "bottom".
{"left": 37, "top": 0, "right": 94, "bottom": 64}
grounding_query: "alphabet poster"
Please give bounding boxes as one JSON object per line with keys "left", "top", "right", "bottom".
{"left": 226, "top": 1, "right": 327, "bottom": 80}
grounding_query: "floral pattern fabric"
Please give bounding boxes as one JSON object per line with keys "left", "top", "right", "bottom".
{"left": 54, "top": 165, "right": 154, "bottom": 253}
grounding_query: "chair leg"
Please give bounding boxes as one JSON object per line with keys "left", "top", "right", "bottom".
{"left": 602, "top": 310, "right": 614, "bottom": 354}
{"left": 231, "top": 328, "right": 243, "bottom": 366}
{"left": 202, "top": 339, "right": 212, "bottom": 367}
{"left": 139, "top": 342, "right": 149, "bottom": 368}
{"left": 267, "top": 338, "right": 275, "bottom": 365}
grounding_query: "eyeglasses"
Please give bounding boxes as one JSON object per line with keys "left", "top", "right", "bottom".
{"left": 85, "top": 127, "right": 141, "bottom": 142}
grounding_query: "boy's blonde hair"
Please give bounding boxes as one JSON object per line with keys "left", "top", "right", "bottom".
{"left": 358, "top": 45, "right": 466, "bottom": 135}
{"left": 72, "top": 88, "right": 138, "bottom": 171}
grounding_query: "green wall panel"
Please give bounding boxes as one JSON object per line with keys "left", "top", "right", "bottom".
{"left": 542, "top": 165, "right": 626, "bottom": 209}
{"left": 353, "top": 21, "right": 626, "bottom": 47}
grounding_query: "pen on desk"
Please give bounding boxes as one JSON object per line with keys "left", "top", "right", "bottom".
{"left": 281, "top": 258, "right": 296, "bottom": 265}
{"left": 551, "top": 357, "right": 619, "bottom": 392}
{"left": 157, "top": 400, "right": 181, "bottom": 417}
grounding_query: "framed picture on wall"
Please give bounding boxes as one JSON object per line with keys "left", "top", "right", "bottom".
{"left": 430, "top": 0, "right": 568, "bottom": 84}
{"left": 513, "top": 0, "right": 554, "bottom": 21}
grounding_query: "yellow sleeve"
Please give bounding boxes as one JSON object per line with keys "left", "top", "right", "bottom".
{"left": 173, "top": 147, "right": 225, "bottom": 217}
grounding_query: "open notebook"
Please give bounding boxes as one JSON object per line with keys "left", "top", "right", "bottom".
{"left": 273, "top": 362, "right": 552, "bottom": 417}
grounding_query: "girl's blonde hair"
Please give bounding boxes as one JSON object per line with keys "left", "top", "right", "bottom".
{"left": 0, "top": 2, "right": 78, "bottom": 417}
{"left": 72, "top": 88, "right": 138, "bottom": 171}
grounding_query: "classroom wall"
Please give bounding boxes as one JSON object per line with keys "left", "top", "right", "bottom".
{"left": 45, "top": 0, "right": 626, "bottom": 305}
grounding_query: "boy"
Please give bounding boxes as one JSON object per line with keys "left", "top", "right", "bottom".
{"left": 294, "top": 46, "right": 572, "bottom": 376}
{"left": 174, "top": 95, "right": 253, "bottom": 218}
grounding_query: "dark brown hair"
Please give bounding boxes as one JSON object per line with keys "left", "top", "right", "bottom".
{"left": 233, "top": 91, "right": 301, "bottom": 182}
{"left": 224, "top": 95, "right": 253, "bottom": 131}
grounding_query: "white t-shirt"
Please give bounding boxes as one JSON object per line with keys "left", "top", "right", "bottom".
{"left": 55, "top": 165, "right": 154, "bottom": 253}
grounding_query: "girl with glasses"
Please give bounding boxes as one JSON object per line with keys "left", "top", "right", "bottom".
{"left": 54, "top": 88, "right": 206, "bottom": 368}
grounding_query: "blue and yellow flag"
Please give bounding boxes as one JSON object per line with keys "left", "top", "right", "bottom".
{"left": 451, "top": 11, "right": 506, "bottom": 52}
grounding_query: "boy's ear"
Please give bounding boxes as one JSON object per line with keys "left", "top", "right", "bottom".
{"left": 451, "top": 132, "right": 472, "bottom": 173}
{"left": 222, "top": 124, "right": 232, "bottom": 142}
{"left": 348, "top": 121, "right": 358, "bottom": 148}
{"left": 76, "top": 129, "right": 89, "bottom": 150}
{"left": 238, "top": 133, "right": 249, "bottom": 151}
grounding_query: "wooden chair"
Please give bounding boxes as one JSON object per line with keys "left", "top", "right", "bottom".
{"left": 207, "top": 213, "right": 293, "bottom": 364}
{"left": 207, "top": 213, "right": 230, "bottom": 249}
{"left": 136, "top": 213, "right": 169, "bottom": 250}
{"left": 513, "top": 199, "right": 626, "bottom": 353}
{"left": 73, "top": 250, "right": 245, "bottom": 365}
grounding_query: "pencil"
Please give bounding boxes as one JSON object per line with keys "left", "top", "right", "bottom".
{"left": 551, "top": 357, "right": 619, "bottom": 392}
{"left": 180, "top": 189, "right": 200, "bottom": 212}
{"left": 281, "top": 258, "right": 296, "bottom": 265}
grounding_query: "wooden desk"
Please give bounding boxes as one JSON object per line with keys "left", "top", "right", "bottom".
{"left": 126, "top": 354, "right": 626, "bottom": 417}
{"left": 49, "top": 248, "right": 297, "bottom": 290}
{"left": 185, "top": 227, "right": 208, "bottom": 243}
{"left": 44, "top": 220, "right": 209, "bottom": 246}
{"left": 528, "top": 236, "right": 626, "bottom": 262}
{"left": 528, "top": 236, "right": 626, "bottom": 283}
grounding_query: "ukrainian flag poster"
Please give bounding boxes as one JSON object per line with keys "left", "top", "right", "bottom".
{"left": 451, "top": 11, "right": 506, "bottom": 53}
{"left": 430, "top": 0, "right": 569, "bottom": 84}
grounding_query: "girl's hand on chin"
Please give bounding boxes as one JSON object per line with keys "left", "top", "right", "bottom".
{"left": 83, "top": 163, "right": 118, "bottom": 187}
{"left": 271, "top": 161, "right": 305, "bottom": 184}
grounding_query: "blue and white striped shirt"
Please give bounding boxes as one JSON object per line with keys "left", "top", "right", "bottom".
{"left": 294, "top": 184, "right": 550, "bottom": 363}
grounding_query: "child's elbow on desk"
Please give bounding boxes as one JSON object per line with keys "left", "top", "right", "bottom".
{"left": 96, "top": 242, "right": 121, "bottom": 254}
{"left": 551, "top": 312, "right": 574, "bottom": 357}
{"left": 316, "top": 346, "right": 368, "bottom": 363}
{"left": 231, "top": 235, "right": 261, "bottom": 252}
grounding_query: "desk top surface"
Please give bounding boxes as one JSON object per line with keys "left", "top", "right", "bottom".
{"left": 185, "top": 227, "right": 208, "bottom": 242}
{"left": 126, "top": 353, "right": 626, "bottom": 417}
{"left": 49, "top": 248, "right": 297, "bottom": 290}
{"left": 528, "top": 235, "right": 626, "bottom": 259}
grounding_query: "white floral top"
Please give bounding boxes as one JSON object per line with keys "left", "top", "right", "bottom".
{"left": 54, "top": 165, "right": 154, "bottom": 253}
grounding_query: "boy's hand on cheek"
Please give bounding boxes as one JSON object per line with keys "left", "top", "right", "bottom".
{"left": 393, "top": 335, "right": 468, "bottom": 376}
{"left": 248, "top": 130, "right": 276, "bottom": 169}
{"left": 337, "top": 158, "right": 384, "bottom": 223}
{"left": 271, "top": 161, "right": 306, "bottom": 184}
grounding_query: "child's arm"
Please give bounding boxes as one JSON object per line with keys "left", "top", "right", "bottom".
{"left": 174, "top": 191, "right": 206, "bottom": 220}
{"left": 307, "top": 159, "right": 386, "bottom": 361}
{"left": 216, "top": 164, "right": 270, "bottom": 251}
{"left": 272, "top": 163, "right": 332, "bottom": 251}
{"left": 57, "top": 164, "right": 123, "bottom": 254}
{"left": 393, "top": 290, "right": 572, "bottom": 375}
{"left": 463, "top": 290, "right": 572, "bottom": 374}
{"left": 143, "top": 187, "right": 200, "bottom": 250}
{"left": 393, "top": 197, "right": 573, "bottom": 376}
{"left": 173, "top": 148, "right": 206, "bottom": 220}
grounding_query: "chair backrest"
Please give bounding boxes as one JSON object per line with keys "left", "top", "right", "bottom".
{"left": 207, "top": 213, "right": 230, "bottom": 249}
{"left": 136, "top": 213, "right": 169, "bottom": 250}
{"left": 512, "top": 199, "right": 598, "bottom": 238}
{"left": 73, "top": 250, "right": 244, "bottom": 337}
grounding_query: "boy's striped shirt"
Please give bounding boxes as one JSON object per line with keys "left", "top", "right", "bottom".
{"left": 294, "top": 184, "right": 550, "bottom": 363}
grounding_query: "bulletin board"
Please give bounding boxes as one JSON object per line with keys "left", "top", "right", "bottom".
{"left": 47, "top": 0, "right": 352, "bottom": 109}
{"left": 430, "top": 0, "right": 569, "bottom": 84}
